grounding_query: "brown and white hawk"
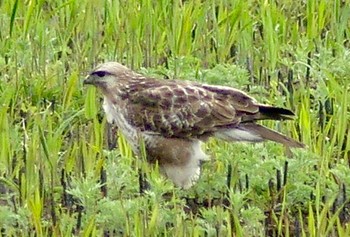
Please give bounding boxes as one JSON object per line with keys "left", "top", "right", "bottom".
{"left": 84, "top": 62, "right": 304, "bottom": 189}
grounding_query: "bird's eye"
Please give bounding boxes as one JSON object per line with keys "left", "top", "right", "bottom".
{"left": 92, "top": 71, "right": 108, "bottom": 77}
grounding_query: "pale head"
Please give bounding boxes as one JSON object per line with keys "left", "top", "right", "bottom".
{"left": 83, "top": 62, "right": 132, "bottom": 88}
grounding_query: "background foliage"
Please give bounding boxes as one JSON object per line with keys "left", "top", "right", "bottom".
{"left": 0, "top": 0, "right": 350, "bottom": 236}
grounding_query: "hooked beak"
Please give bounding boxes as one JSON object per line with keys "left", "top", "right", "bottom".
{"left": 83, "top": 75, "right": 94, "bottom": 85}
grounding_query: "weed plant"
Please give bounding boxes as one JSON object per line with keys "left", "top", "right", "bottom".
{"left": 0, "top": 0, "right": 350, "bottom": 236}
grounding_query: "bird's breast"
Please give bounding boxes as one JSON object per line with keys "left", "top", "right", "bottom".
{"left": 102, "top": 97, "right": 140, "bottom": 153}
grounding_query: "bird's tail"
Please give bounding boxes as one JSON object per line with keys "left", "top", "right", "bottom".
{"left": 214, "top": 123, "right": 304, "bottom": 148}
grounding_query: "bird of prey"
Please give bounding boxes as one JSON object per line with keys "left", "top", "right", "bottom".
{"left": 84, "top": 62, "right": 304, "bottom": 189}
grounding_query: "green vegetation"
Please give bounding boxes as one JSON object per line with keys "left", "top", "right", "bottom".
{"left": 1, "top": 0, "right": 350, "bottom": 236}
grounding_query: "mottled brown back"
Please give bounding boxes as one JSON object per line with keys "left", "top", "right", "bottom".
{"left": 113, "top": 73, "right": 292, "bottom": 139}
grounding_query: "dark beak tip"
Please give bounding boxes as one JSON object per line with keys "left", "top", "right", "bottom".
{"left": 83, "top": 76, "right": 93, "bottom": 85}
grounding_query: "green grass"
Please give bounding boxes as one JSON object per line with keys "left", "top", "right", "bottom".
{"left": 1, "top": 0, "right": 350, "bottom": 236}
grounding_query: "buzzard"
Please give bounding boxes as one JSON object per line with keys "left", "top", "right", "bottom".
{"left": 84, "top": 62, "right": 304, "bottom": 189}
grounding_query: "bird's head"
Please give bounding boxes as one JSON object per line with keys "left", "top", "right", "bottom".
{"left": 83, "top": 62, "right": 131, "bottom": 88}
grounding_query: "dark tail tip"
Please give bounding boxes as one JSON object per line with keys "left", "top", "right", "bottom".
{"left": 259, "top": 105, "right": 295, "bottom": 120}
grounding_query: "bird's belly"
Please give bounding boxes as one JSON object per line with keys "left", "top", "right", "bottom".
{"left": 143, "top": 134, "right": 209, "bottom": 188}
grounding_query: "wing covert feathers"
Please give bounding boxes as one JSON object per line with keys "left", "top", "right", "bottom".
{"left": 123, "top": 81, "right": 264, "bottom": 138}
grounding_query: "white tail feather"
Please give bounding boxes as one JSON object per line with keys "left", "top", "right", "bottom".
{"left": 214, "top": 128, "right": 263, "bottom": 142}
{"left": 215, "top": 124, "right": 304, "bottom": 148}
